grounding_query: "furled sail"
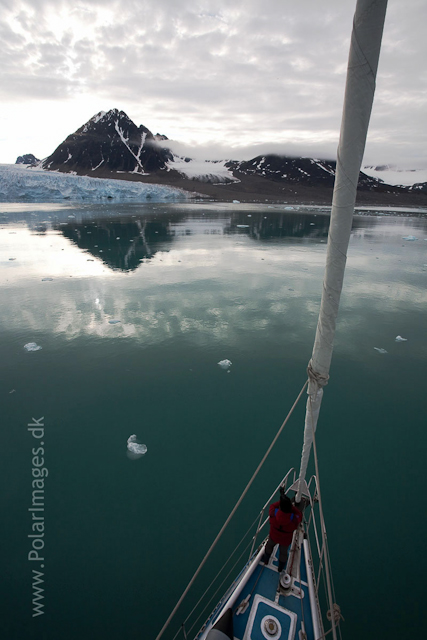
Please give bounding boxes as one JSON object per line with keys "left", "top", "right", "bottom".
{"left": 296, "top": 0, "right": 388, "bottom": 501}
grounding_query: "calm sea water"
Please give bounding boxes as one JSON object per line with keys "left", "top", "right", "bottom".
{"left": 1, "top": 202, "right": 426, "bottom": 640}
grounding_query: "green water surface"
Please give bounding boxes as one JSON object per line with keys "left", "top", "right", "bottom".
{"left": 1, "top": 202, "right": 426, "bottom": 640}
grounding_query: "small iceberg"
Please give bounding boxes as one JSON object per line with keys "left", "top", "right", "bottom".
{"left": 127, "top": 434, "right": 147, "bottom": 460}
{"left": 402, "top": 235, "right": 418, "bottom": 241}
{"left": 24, "top": 342, "right": 42, "bottom": 351}
{"left": 218, "top": 359, "right": 232, "bottom": 370}
{"left": 232, "top": 200, "right": 240, "bottom": 204}
{"left": 374, "top": 347, "right": 387, "bottom": 354}
{"left": 236, "top": 224, "right": 249, "bottom": 228}
{"left": 395, "top": 335, "right": 407, "bottom": 342}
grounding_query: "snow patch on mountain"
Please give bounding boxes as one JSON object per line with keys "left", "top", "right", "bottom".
{"left": 0, "top": 164, "right": 189, "bottom": 202}
{"left": 93, "top": 110, "right": 107, "bottom": 123}
{"left": 362, "top": 165, "right": 427, "bottom": 186}
{"left": 168, "top": 157, "right": 238, "bottom": 183}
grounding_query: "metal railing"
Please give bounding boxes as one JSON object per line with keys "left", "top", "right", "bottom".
{"left": 171, "top": 467, "right": 341, "bottom": 640}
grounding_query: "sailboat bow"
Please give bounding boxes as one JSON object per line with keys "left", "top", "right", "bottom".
{"left": 156, "top": 1, "right": 388, "bottom": 639}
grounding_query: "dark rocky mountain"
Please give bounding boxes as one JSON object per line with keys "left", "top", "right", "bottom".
{"left": 227, "top": 156, "right": 337, "bottom": 187}
{"left": 42, "top": 109, "right": 172, "bottom": 174}
{"left": 227, "top": 154, "right": 393, "bottom": 192}
{"left": 16, "top": 153, "right": 40, "bottom": 165}
{"left": 409, "top": 182, "right": 427, "bottom": 193}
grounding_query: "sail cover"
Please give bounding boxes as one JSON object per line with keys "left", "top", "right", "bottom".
{"left": 296, "top": 0, "right": 388, "bottom": 500}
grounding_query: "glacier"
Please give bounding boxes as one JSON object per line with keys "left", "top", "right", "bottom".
{"left": 362, "top": 165, "right": 427, "bottom": 187}
{"left": 0, "top": 164, "right": 190, "bottom": 203}
{"left": 166, "top": 157, "right": 238, "bottom": 183}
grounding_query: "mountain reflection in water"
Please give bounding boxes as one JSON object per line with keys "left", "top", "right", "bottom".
{"left": 52, "top": 208, "right": 334, "bottom": 272}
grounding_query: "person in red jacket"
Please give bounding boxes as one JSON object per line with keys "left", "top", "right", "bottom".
{"left": 262, "top": 494, "right": 302, "bottom": 572}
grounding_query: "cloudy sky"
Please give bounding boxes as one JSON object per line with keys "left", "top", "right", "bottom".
{"left": 0, "top": 0, "right": 426, "bottom": 166}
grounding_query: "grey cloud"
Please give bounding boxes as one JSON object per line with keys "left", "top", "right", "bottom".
{"left": 1, "top": 74, "right": 77, "bottom": 100}
{"left": 0, "top": 0, "right": 426, "bottom": 166}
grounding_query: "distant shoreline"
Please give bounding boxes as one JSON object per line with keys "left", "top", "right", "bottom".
{"left": 49, "top": 166, "right": 427, "bottom": 208}
{"left": 4, "top": 163, "right": 427, "bottom": 209}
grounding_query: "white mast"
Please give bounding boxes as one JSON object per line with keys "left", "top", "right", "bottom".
{"left": 296, "top": 0, "right": 388, "bottom": 502}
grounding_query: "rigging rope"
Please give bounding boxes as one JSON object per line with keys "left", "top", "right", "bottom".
{"left": 186, "top": 537, "right": 256, "bottom": 638}
{"left": 307, "top": 360, "right": 329, "bottom": 388}
{"left": 177, "top": 512, "right": 261, "bottom": 635}
{"left": 155, "top": 379, "right": 309, "bottom": 640}
{"left": 308, "top": 388, "right": 340, "bottom": 640}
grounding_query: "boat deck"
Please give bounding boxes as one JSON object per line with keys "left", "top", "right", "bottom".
{"left": 230, "top": 544, "right": 315, "bottom": 640}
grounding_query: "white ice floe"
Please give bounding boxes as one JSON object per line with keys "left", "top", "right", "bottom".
{"left": 218, "top": 359, "right": 232, "bottom": 369}
{"left": 0, "top": 164, "right": 189, "bottom": 203}
{"left": 236, "top": 224, "right": 249, "bottom": 228}
{"left": 374, "top": 347, "right": 388, "bottom": 354}
{"left": 127, "top": 434, "right": 147, "bottom": 459}
{"left": 24, "top": 342, "right": 42, "bottom": 351}
{"left": 395, "top": 335, "right": 408, "bottom": 342}
{"left": 402, "top": 235, "right": 418, "bottom": 241}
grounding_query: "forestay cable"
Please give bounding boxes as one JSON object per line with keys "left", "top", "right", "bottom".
{"left": 155, "top": 379, "right": 308, "bottom": 640}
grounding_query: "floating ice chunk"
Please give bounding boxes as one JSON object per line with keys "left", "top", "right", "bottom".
{"left": 395, "top": 335, "right": 407, "bottom": 342}
{"left": 24, "top": 342, "right": 42, "bottom": 351}
{"left": 232, "top": 200, "right": 240, "bottom": 204}
{"left": 374, "top": 347, "right": 388, "bottom": 354}
{"left": 402, "top": 235, "right": 418, "bottom": 241}
{"left": 127, "top": 434, "right": 147, "bottom": 459}
{"left": 218, "top": 359, "right": 232, "bottom": 369}
{"left": 236, "top": 224, "right": 249, "bottom": 228}
{"left": 108, "top": 319, "right": 121, "bottom": 324}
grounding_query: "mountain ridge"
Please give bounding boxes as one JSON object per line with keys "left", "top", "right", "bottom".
{"left": 36, "top": 109, "right": 427, "bottom": 205}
